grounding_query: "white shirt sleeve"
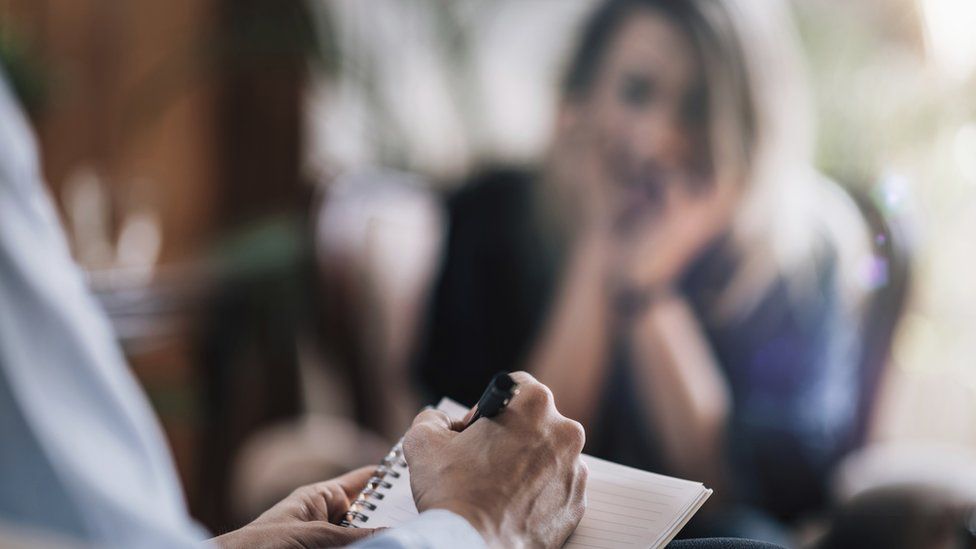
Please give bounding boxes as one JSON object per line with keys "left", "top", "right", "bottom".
{"left": 350, "top": 510, "right": 486, "bottom": 549}
{"left": 0, "top": 68, "right": 207, "bottom": 548}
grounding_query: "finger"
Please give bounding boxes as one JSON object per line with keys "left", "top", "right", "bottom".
{"left": 410, "top": 407, "right": 456, "bottom": 431}
{"left": 461, "top": 406, "right": 477, "bottom": 427}
{"left": 298, "top": 467, "right": 375, "bottom": 523}
{"left": 414, "top": 400, "right": 468, "bottom": 431}
{"left": 334, "top": 466, "right": 378, "bottom": 500}
{"left": 289, "top": 482, "right": 343, "bottom": 522}
{"left": 506, "top": 372, "right": 555, "bottom": 417}
{"left": 560, "top": 418, "right": 587, "bottom": 454}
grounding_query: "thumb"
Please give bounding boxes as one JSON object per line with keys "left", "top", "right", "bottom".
{"left": 334, "top": 466, "right": 380, "bottom": 501}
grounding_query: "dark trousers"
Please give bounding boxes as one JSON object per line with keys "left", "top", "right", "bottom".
{"left": 669, "top": 539, "right": 786, "bottom": 549}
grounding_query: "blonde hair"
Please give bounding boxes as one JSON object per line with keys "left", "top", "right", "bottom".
{"left": 696, "top": 0, "right": 868, "bottom": 318}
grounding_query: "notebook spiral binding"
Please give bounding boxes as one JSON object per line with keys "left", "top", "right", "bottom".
{"left": 340, "top": 439, "right": 408, "bottom": 527}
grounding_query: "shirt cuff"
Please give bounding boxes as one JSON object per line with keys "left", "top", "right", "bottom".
{"left": 351, "top": 509, "right": 486, "bottom": 549}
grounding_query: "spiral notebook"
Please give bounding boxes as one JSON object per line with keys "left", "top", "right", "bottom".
{"left": 341, "top": 398, "right": 712, "bottom": 548}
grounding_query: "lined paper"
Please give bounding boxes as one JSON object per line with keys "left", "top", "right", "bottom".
{"left": 564, "top": 455, "right": 711, "bottom": 548}
{"left": 353, "top": 398, "right": 711, "bottom": 548}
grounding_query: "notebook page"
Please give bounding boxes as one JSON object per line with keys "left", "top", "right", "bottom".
{"left": 565, "top": 455, "right": 711, "bottom": 549}
{"left": 357, "top": 451, "right": 419, "bottom": 528}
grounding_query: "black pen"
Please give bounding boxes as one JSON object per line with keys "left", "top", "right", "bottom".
{"left": 463, "top": 372, "right": 519, "bottom": 430}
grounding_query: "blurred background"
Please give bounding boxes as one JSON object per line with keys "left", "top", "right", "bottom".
{"left": 2, "top": 0, "right": 975, "bottom": 546}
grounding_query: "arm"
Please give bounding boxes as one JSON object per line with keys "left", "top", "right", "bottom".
{"left": 627, "top": 294, "right": 730, "bottom": 491}
{"left": 0, "top": 70, "right": 207, "bottom": 547}
{"left": 529, "top": 233, "right": 617, "bottom": 429}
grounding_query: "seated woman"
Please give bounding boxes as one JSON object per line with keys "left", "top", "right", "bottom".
{"left": 414, "top": 0, "right": 870, "bottom": 542}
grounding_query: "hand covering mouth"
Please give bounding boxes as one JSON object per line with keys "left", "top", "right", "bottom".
{"left": 612, "top": 164, "right": 669, "bottom": 234}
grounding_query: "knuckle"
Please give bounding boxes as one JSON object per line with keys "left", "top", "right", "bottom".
{"left": 540, "top": 384, "right": 555, "bottom": 406}
{"left": 562, "top": 419, "right": 586, "bottom": 452}
{"left": 521, "top": 382, "right": 554, "bottom": 411}
{"left": 508, "top": 370, "right": 538, "bottom": 386}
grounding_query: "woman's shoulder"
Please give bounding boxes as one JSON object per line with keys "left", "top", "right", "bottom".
{"left": 442, "top": 166, "right": 543, "bottom": 251}
{"left": 687, "top": 172, "right": 872, "bottom": 328}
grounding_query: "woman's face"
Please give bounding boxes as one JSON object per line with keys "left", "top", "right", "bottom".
{"left": 561, "top": 8, "right": 710, "bottom": 225}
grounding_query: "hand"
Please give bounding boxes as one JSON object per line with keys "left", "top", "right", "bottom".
{"left": 402, "top": 372, "right": 588, "bottom": 548}
{"left": 212, "top": 467, "right": 380, "bottom": 549}
{"left": 548, "top": 114, "right": 737, "bottom": 293}
{"left": 545, "top": 109, "right": 618, "bottom": 236}
{"left": 617, "top": 173, "right": 738, "bottom": 292}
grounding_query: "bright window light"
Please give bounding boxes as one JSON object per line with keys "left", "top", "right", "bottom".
{"left": 920, "top": 0, "right": 976, "bottom": 79}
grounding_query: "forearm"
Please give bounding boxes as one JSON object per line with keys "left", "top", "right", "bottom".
{"left": 629, "top": 295, "right": 730, "bottom": 489}
{"left": 529, "top": 234, "right": 615, "bottom": 429}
